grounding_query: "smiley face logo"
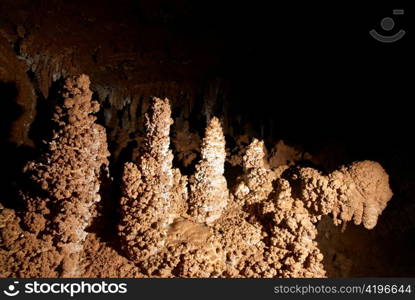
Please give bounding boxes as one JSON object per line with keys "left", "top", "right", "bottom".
{"left": 370, "top": 9, "right": 406, "bottom": 43}
{"left": 3, "top": 281, "right": 20, "bottom": 297}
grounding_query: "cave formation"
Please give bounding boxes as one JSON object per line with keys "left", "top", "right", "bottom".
{"left": 0, "top": 1, "right": 414, "bottom": 278}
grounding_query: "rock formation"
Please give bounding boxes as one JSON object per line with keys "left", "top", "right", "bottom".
{"left": 234, "top": 139, "right": 276, "bottom": 208}
{"left": 188, "top": 117, "right": 229, "bottom": 224}
{"left": 289, "top": 160, "right": 393, "bottom": 229}
{"left": 118, "top": 97, "right": 187, "bottom": 263}
{"left": 119, "top": 100, "right": 227, "bottom": 276}
{"left": 0, "top": 76, "right": 394, "bottom": 278}
{"left": 261, "top": 178, "right": 326, "bottom": 277}
{"left": 17, "top": 74, "right": 109, "bottom": 277}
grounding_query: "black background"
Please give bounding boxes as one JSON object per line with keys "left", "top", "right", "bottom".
{"left": 218, "top": 2, "right": 411, "bottom": 138}
{"left": 193, "top": 1, "right": 413, "bottom": 163}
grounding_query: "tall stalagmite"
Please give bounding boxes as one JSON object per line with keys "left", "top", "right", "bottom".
{"left": 20, "top": 75, "right": 110, "bottom": 277}
{"left": 188, "top": 117, "right": 229, "bottom": 224}
{"left": 0, "top": 82, "right": 394, "bottom": 278}
{"left": 119, "top": 97, "right": 187, "bottom": 263}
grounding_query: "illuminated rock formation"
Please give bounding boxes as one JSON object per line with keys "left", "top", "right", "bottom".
{"left": 213, "top": 210, "right": 267, "bottom": 277}
{"left": 0, "top": 203, "right": 60, "bottom": 277}
{"left": 115, "top": 98, "right": 393, "bottom": 278}
{"left": 234, "top": 139, "right": 275, "bottom": 207}
{"left": 118, "top": 98, "right": 227, "bottom": 277}
{"left": 19, "top": 75, "right": 110, "bottom": 277}
{"left": 0, "top": 79, "right": 394, "bottom": 278}
{"left": 119, "top": 97, "right": 188, "bottom": 263}
{"left": 289, "top": 160, "right": 393, "bottom": 229}
{"left": 188, "top": 117, "right": 229, "bottom": 224}
{"left": 262, "top": 179, "right": 326, "bottom": 277}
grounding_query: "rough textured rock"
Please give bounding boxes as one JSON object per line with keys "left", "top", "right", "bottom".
{"left": 290, "top": 161, "right": 393, "bottom": 229}
{"left": 234, "top": 139, "right": 275, "bottom": 208}
{"left": 5, "top": 75, "right": 109, "bottom": 277}
{"left": 1, "top": 87, "right": 393, "bottom": 277}
{"left": 330, "top": 161, "right": 393, "bottom": 229}
{"left": 81, "top": 233, "right": 142, "bottom": 278}
{"left": 262, "top": 179, "right": 326, "bottom": 277}
{"left": 0, "top": 1, "right": 411, "bottom": 279}
{"left": 0, "top": 203, "right": 61, "bottom": 277}
{"left": 119, "top": 97, "right": 187, "bottom": 263}
{"left": 188, "top": 117, "right": 229, "bottom": 224}
{"left": 0, "top": 73, "right": 395, "bottom": 278}
{"left": 114, "top": 98, "right": 393, "bottom": 278}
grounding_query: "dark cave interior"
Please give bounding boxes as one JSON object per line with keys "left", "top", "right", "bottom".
{"left": 0, "top": 0, "right": 414, "bottom": 277}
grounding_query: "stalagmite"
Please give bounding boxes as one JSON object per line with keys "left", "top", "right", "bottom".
{"left": 1, "top": 79, "right": 394, "bottom": 278}
{"left": 188, "top": 117, "right": 229, "bottom": 224}
{"left": 20, "top": 75, "right": 110, "bottom": 277}
{"left": 119, "top": 97, "right": 187, "bottom": 263}
{"left": 234, "top": 139, "right": 275, "bottom": 207}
